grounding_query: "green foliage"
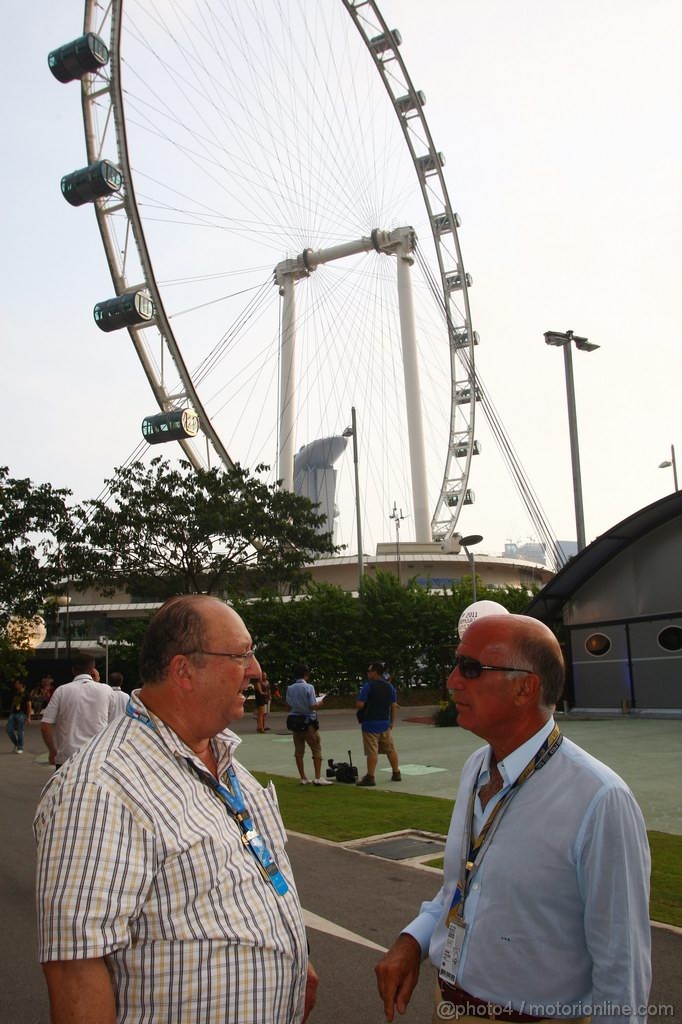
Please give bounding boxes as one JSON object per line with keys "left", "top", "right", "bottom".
{"left": 105, "top": 617, "right": 155, "bottom": 687}
{"left": 232, "top": 571, "right": 536, "bottom": 697}
{"left": 234, "top": 582, "right": 362, "bottom": 692}
{"left": 0, "top": 466, "right": 73, "bottom": 630}
{"left": 76, "top": 458, "right": 339, "bottom": 599}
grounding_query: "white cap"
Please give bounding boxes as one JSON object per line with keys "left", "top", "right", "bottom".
{"left": 458, "top": 600, "right": 510, "bottom": 637}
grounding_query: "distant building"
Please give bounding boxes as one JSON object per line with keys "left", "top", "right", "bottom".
{"left": 293, "top": 435, "right": 347, "bottom": 541}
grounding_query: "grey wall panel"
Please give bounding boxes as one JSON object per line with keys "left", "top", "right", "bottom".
{"left": 571, "top": 624, "right": 632, "bottom": 708}
{"left": 567, "top": 518, "right": 682, "bottom": 624}
{"left": 628, "top": 618, "right": 682, "bottom": 709}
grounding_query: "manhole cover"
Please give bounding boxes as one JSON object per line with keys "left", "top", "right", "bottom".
{"left": 359, "top": 835, "right": 445, "bottom": 861}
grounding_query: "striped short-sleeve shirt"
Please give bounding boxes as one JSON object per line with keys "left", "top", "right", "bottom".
{"left": 34, "top": 691, "right": 308, "bottom": 1024}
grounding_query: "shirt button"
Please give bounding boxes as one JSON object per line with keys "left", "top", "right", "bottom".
{"left": 472, "top": 883, "right": 479, "bottom": 891}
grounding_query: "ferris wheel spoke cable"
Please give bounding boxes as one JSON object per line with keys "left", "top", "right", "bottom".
{"left": 415, "top": 245, "right": 564, "bottom": 570}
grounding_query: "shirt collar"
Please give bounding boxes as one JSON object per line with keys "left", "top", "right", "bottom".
{"left": 479, "top": 717, "right": 555, "bottom": 789}
{"left": 128, "top": 688, "right": 242, "bottom": 773}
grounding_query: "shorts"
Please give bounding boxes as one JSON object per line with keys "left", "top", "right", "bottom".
{"left": 293, "top": 725, "right": 322, "bottom": 759}
{"left": 362, "top": 729, "right": 395, "bottom": 757}
{"left": 254, "top": 692, "right": 269, "bottom": 707}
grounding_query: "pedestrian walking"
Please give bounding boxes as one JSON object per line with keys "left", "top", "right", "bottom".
{"left": 6, "top": 679, "right": 32, "bottom": 753}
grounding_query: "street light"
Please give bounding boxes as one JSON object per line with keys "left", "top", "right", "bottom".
{"left": 658, "top": 444, "right": 678, "bottom": 492}
{"left": 342, "top": 406, "right": 364, "bottom": 588}
{"left": 544, "top": 329, "right": 599, "bottom": 551}
{"left": 460, "top": 534, "right": 484, "bottom": 602}
{"left": 389, "top": 502, "right": 406, "bottom": 583}
{"left": 98, "top": 635, "right": 110, "bottom": 683}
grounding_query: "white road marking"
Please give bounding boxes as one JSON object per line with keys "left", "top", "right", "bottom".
{"left": 303, "top": 909, "right": 387, "bottom": 952}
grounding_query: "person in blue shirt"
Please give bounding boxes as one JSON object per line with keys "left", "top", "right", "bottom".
{"left": 285, "top": 664, "right": 332, "bottom": 786}
{"left": 375, "top": 614, "right": 651, "bottom": 1024}
{"left": 355, "top": 662, "right": 401, "bottom": 787}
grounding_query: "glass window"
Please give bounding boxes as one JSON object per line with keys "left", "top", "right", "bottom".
{"left": 585, "top": 633, "right": 611, "bottom": 657}
{"left": 658, "top": 626, "right": 682, "bottom": 652}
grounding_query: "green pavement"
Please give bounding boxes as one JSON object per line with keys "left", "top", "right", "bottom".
{"left": 231, "top": 709, "right": 682, "bottom": 835}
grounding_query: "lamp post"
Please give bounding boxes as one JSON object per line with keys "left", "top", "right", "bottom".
{"left": 460, "top": 533, "right": 484, "bottom": 602}
{"left": 544, "top": 329, "right": 599, "bottom": 552}
{"left": 342, "top": 406, "right": 364, "bottom": 589}
{"left": 389, "top": 502, "right": 406, "bottom": 584}
{"left": 98, "top": 635, "right": 110, "bottom": 683}
{"left": 658, "top": 444, "right": 678, "bottom": 492}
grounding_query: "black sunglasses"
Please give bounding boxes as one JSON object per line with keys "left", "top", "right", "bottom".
{"left": 452, "top": 655, "right": 534, "bottom": 680}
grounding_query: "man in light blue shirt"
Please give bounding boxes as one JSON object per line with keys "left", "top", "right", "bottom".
{"left": 375, "top": 614, "right": 651, "bottom": 1023}
{"left": 285, "top": 664, "right": 332, "bottom": 786}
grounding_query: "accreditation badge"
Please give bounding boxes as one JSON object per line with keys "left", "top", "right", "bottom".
{"left": 438, "top": 918, "right": 466, "bottom": 986}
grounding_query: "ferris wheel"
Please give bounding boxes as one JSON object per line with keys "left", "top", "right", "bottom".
{"left": 49, "top": 0, "right": 478, "bottom": 552}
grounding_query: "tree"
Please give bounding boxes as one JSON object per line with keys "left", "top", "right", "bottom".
{"left": 0, "top": 466, "right": 73, "bottom": 630}
{"left": 77, "top": 458, "right": 340, "bottom": 599}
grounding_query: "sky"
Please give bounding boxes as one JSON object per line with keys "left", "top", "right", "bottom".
{"left": 3, "top": 1, "right": 682, "bottom": 562}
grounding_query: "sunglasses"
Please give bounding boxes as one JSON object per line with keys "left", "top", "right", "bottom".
{"left": 452, "top": 655, "right": 534, "bottom": 680}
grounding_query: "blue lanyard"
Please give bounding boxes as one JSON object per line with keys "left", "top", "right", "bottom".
{"left": 125, "top": 701, "right": 289, "bottom": 896}
{"left": 448, "top": 725, "right": 563, "bottom": 922}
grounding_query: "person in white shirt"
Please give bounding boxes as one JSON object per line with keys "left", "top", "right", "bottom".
{"left": 375, "top": 614, "right": 651, "bottom": 1024}
{"left": 40, "top": 653, "right": 112, "bottom": 768}
{"left": 107, "top": 671, "right": 129, "bottom": 719}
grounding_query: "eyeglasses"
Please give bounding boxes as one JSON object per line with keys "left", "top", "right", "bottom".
{"left": 452, "top": 655, "right": 534, "bottom": 680}
{"left": 186, "top": 648, "right": 257, "bottom": 665}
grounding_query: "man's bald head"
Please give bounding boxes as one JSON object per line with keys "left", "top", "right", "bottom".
{"left": 140, "top": 595, "right": 224, "bottom": 685}
{"left": 463, "top": 614, "right": 565, "bottom": 710}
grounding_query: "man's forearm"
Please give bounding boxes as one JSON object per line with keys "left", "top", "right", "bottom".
{"left": 43, "top": 958, "right": 116, "bottom": 1024}
{"left": 40, "top": 723, "right": 57, "bottom": 759}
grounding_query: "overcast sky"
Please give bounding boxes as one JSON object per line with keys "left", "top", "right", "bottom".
{"left": 3, "top": 1, "right": 681, "bottom": 558}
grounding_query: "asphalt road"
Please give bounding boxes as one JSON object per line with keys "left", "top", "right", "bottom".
{"left": 2, "top": 722, "right": 680, "bottom": 1023}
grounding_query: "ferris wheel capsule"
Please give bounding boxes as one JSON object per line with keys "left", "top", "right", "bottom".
{"left": 61, "top": 160, "right": 122, "bottom": 207}
{"left": 141, "top": 409, "right": 200, "bottom": 446}
{"left": 48, "top": 33, "right": 109, "bottom": 83}
{"left": 94, "top": 292, "right": 155, "bottom": 333}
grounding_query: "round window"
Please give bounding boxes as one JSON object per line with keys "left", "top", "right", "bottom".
{"left": 658, "top": 626, "right": 682, "bottom": 652}
{"left": 585, "top": 633, "right": 611, "bottom": 657}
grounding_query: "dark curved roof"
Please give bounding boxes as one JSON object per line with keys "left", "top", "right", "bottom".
{"left": 525, "top": 490, "right": 682, "bottom": 624}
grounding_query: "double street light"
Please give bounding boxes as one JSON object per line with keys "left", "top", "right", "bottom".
{"left": 544, "top": 329, "right": 599, "bottom": 552}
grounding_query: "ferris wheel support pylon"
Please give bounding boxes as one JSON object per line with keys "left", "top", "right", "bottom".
{"left": 274, "top": 226, "right": 431, "bottom": 542}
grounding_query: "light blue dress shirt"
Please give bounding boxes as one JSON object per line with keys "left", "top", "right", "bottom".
{"left": 285, "top": 680, "right": 317, "bottom": 718}
{"left": 403, "top": 719, "right": 652, "bottom": 1021}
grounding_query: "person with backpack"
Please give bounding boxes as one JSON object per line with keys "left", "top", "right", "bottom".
{"left": 355, "top": 662, "right": 401, "bottom": 787}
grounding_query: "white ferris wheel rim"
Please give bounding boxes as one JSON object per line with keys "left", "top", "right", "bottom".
{"left": 74, "top": 0, "right": 477, "bottom": 549}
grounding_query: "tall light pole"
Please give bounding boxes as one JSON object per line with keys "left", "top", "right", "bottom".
{"left": 544, "top": 330, "right": 599, "bottom": 552}
{"left": 658, "top": 444, "right": 678, "bottom": 492}
{"left": 460, "top": 533, "right": 484, "bottom": 602}
{"left": 342, "top": 406, "right": 364, "bottom": 589}
{"left": 389, "top": 502, "right": 406, "bottom": 584}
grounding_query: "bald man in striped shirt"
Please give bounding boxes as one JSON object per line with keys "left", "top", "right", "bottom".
{"left": 35, "top": 595, "right": 318, "bottom": 1024}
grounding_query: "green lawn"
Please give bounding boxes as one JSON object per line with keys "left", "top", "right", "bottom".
{"left": 255, "top": 773, "right": 682, "bottom": 928}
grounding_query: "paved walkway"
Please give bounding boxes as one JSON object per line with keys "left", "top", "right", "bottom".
{"left": 233, "top": 706, "right": 682, "bottom": 834}
{"left": 3, "top": 712, "right": 680, "bottom": 1023}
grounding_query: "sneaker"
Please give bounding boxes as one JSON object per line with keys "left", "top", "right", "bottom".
{"left": 16, "top": 749, "right": 23, "bottom": 754}
{"left": 299, "top": 778, "right": 312, "bottom": 785}
{"left": 356, "top": 775, "right": 376, "bottom": 787}
{"left": 313, "top": 778, "right": 334, "bottom": 786}
{"left": 391, "top": 771, "right": 402, "bottom": 782}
